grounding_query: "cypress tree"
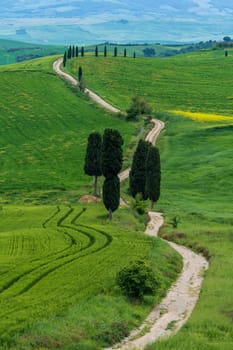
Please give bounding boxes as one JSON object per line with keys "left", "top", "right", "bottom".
{"left": 78, "top": 66, "right": 83, "bottom": 83}
{"left": 114, "top": 46, "right": 117, "bottom": 57}
{"left": 104, "top": 45, "right": 107, "bottom": 57}
{"left": 103, "top": 176, "right": 120, "bottom": 220}
{"left": 84, "top": 132, "right": 102, "bottom": 196}
{"left": 76, "top": 46, "right": 79, "bottom": 57}
{"left": 102, "top": 128, "right": 123, "bottom": 219}
{"left": 95, "top": 45, "right": 98, "bottom": 57}
{"left": 68, "top": 45, "right": 72, "bottom": 59}
{"left": 145, "top": 146, "right": 161, "bottom": 208}
{"left": 129, "top": 139, "right": 151, "bottom": 199}
{"left": 133, "top": 52, "right": 136, "bottom": 59}
{"left": 102, "top": 129, "right": 123, "bottom": 178}
{"left": 63, "top": 51, "right": 67, "bottom": 67}
{"left": 81, "top": 46, "right": 84, "bottom": 57}
{"left": 72, "top": 45, "right": 75, "bottom": 57}
{"left": 124, "top": 48, "right": 127, "bottom": 57}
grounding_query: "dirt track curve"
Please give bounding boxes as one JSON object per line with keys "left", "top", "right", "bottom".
{"left": 53, "top": 58, "right": 209, "bottom": 350}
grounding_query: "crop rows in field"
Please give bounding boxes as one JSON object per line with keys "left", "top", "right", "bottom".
{"left": 0, "top": 206, "right": 112, "bottom": 300}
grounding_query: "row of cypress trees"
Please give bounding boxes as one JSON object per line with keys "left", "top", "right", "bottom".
{"left": 63, "top": 45, "right": 136, "bottom": 66}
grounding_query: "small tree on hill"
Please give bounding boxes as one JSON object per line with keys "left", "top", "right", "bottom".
{"left": 102, "top": 128, "right": 123, "bottom": 219}
{"left": 95, "top": 45, "right": 98, "bottom": 57}
{"left": 104, "top": 45, "right": 107, "bottom": 57}
{"left": 145, "top": 145, "right": 161, "bottom": 208}
{"left": 114, "top": 46, "right": 118, "bottom": 57}
{"left": 129, "top": 139, "right": 151, "bottom": 199}
{"left": 124, "top": 48, "right": 127, "bottom": 57}
{"left": 103, "top": 176, "right": 120, "bottom": 220}
{"left": 84, "top": 132, "right": 102, "bottom": 196}
{"left": 63, "top": 51, "right": 67, "bottom": 67}
{"left": 78, "top": 66, "right": 83, "bottom": 83}
{"left": 126, "top": 96, "right": 152, "bottom": 121}
{"left": 76, "top": 46, "right": 79, "bottom": 57}
{"left": 116, "top": 260, "right": 160, "bottom": 300}
{"left": 81, "top": 46, "right": 84, "bottom": 57}
{"left": 102, "top": 129, "right": 123, "bottom": 179}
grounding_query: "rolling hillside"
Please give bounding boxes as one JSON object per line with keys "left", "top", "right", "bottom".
{"left": 65, "top": 51, "right": 233, "bottom": 349}
{"left": 0, "top": 50, "right": 232, "bottom": 349}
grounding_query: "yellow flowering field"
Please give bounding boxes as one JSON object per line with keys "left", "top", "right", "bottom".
{"left": 171, "top": 110, "right": 233, "bottom": 122}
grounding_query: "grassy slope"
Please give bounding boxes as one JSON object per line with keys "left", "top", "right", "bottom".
{"left": 66, "top": 52, "right": 233, "bottom": 349}
{"left": 0, "top": 56, "right": 182, "bottom": 349}
{"left": 67, "top": 49, "right": 233, "bottom": 115}
{"left": 0, "top": 204, "right": 181, "bottom": 349}
{"left": 0, "top": 56, "right": 142, "bottom": 203}
{"left": 0, "top": 39, "right": 65, "bottom": 65}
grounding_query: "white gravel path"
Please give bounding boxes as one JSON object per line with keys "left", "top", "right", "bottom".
{"left": 53, "top": 58, "right": 209, "bottom": 350}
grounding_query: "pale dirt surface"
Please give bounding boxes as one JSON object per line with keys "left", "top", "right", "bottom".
{"left": 106, "top": 213, "right": 208, "bottom": 350}
{"left": 53, "top": 58, "right": 209, "bottom": 350}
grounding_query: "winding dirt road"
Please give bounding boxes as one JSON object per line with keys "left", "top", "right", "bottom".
{"left": 53, "top": 58, "right": 209, "bottom": 350}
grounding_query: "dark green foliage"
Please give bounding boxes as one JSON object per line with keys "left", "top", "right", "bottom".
{"left": 95, "top": 46, "right": 98, "bottom": 57}
{"left": 114, "top": 47, "right": 117, "bottom": 57}
{"left": 68, "top": 45, "right": 72, "bottom": 59}
{"left": 104, "top": 45, "right": 107, "bottom": 57}
{"left": 126, "top": 95, "right": 152, "bottom": 121}
{"left": 133, "top": 51, "right": 136, "bottom": 58}
{"left": 124, "top": 48, "right": 127, "bottom": 57}
{"left": 76, "top": 46, "right": 79, "bottom": 57}
{"left": 132, "top": 193, "right": 147, "bottom": 215}
{"left": 145, "top": 146, "right": 161, "bottom": 208}
{"left": 129, "top": 139, "right": 151, "bottom": 199}
{"left": 72, "top": 45, "right": 75, "bottom": 57}
{"left": 81, "top": 46, "right": 84, "bottom": 57}
{"left": 78, "top": 66, "right": 83, "bottom": 83}
{"left": 84, "top": 132, "right": 102, "bottom": 196}
{"left": 103, "top": 176, "right": 120, "bottom": 219}
{"left": 143, "top": 48, "right": 156, "bottom": 57}
{"left": 116, "top": 260, "right": 160, "bottom": 299}
{"left": 63, "top": 51, "right": 67, "bottom": 67}
{"left": 101, "top": 129, "right": 123, "bottom": 178}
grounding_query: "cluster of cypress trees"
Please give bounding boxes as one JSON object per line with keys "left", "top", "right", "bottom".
{"left": 84, "top": 129, "right": 123, "bottom": 219}
{"left": 129, "top": 140, "right": 161, "bottom": 209}
{"left": 63, "top": 45, "right": 85, "bottom": 67}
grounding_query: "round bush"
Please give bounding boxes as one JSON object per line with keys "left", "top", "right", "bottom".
{"left": 116, "top": 260, "right": 160, "bottom": 299}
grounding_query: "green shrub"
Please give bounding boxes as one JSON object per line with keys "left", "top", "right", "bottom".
{"left": 116, "top": 260, "right": 160, "bottom": 299}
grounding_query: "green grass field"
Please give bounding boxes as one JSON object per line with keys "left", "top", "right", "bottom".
{"left": 65, "top": 52, "right": 233, "bottom": 348}
{"left": 66, "top": 49, "right": 233, "bottom": 115}
{"left": 1, "top": 49, "right": 233, "bottom": 349}
{"left": 0, "top": 204, "right": 181, "bottom": 349}
{"left": 0, "top": 56, "right": 145, "bottom": 204}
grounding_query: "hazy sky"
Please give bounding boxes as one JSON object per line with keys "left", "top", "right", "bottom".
{"left": 0, "top": 1, "right": 232, "bottom": 43}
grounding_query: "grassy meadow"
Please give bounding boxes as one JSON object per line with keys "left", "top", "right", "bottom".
{"left": 0, "top": 56, "right": 145, "bottom": 204}
{"left": 0, "top": 204, "right": 181, "bottom": 349}
{"left": 0, "top": 48, "right": 233, "bottom": 349}
{"left": 66, "top": 49, "right": 233, "bottom": 115}
{"left": 65, "top": 52, "right": 233, "bottom": 348}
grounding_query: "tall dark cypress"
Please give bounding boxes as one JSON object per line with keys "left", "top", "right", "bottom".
{"left": 95, "top": 45, "right": 98, "bottom": 57}
{"left": 102, "top": 128, "right": 123, "bottom": 219}
{"left": 84, "top": 132, "right": 102, "bottom": 196}
{"left": 76, "top": 46, "right": 79, "bottom": 57}
{"left": 81, "top": 46, "right": 84, "bottom": 57}
{"left": 104, "top": 45, "right": 107, "bottom": 57}
{"left": 145, "top": 146, "right": 161, "bottom": 208}
{"left": 129, "top": 139, "right": 151, "bottom": 199}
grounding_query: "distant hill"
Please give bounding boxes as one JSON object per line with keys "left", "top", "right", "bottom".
{"left": 0, "top": 39, "right": 65, "bottom": 65}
